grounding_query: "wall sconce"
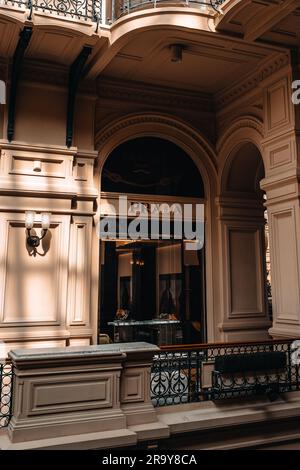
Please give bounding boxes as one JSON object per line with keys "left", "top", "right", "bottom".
{"left": 25, "top": 211, "right": 51, "bottom": 248}
{"left": 33, "top": 160, "right": 42, "bottom": 172}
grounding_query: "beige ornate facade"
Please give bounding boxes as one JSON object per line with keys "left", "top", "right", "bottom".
{"left": 0, "top": 0, "right": 300, "bottom": 353}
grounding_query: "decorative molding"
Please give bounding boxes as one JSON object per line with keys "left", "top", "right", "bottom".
{"left": 0, "top": 140, "right": 76, "bottom": 154}
{"left": 0, "top": 143, "right": 98, "bottom": 200}
{"left": 67, "top": 216, "right": 93, "bottom": 327}
{"left": 215, "top": 53, "right": 290, "bottom": 110}
{"left": 19, "top": 60, "right": 96, "bottom": 96}
{"left": 22, "top": 60, "right": 69, "bottom": 88}
{"left": 97, "top": 77, "right": 214, "bottom": 113}
{"left": 96, "top": 112, "right": 217, "bottom": 171}
{"left": 217, "top": 115, "right": 264, "bottom": 152}
{"left": 0, "top": 212, "right": 70, "bottom": 327}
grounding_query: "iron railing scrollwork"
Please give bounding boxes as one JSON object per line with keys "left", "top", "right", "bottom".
{"left": 3, "top": 0, "right": 102, "bottom": 23}
{"left": 115, "top": 0, "right": 226, "bottom": 19}
{"left": 151, "top": 340, "right": 300, "bottom": 406}
{"left": 0, "top": 362, "right": 13, "bottom": 429}
{"left": 1, "top": 340, "right": 299, "bottom": 426}
{"left": 210, "top": 0, "right": 224, "bottom": 12}
{"left": 2, "top": 0, "right": 226, "bottom": 23}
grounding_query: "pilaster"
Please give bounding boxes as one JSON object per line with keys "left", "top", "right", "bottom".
{"left": 260, "top": 66, "right": 300, "bottom": 338}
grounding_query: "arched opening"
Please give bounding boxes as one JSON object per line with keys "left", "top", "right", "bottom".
{"left": 225, "top": 142, "right": 264, "bottom": 194}
{"left": 99, "top": 136, "right": 207, "bottom": 345}
{"left": 220, "top": 141, "right": 271, "bottom": 340}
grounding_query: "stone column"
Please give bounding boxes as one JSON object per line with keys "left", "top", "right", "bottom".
{"left": 260, "top": 68, "right": 300, "bottom": 338}
{"left": 261, "top": 174, "right": 300, "bottom": 338}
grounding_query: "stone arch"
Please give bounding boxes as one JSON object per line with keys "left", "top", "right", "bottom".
{"left": 217, "top": 116, "right": 265, "bottom": 194}
{"left": 95, "top": 112, "right": 217, "bottom": 191}
{"left": 94, "top": 112, "right": 219, "bottom": 341}
{"left": 221, "top": 141, "right": 265, "bottom": 197}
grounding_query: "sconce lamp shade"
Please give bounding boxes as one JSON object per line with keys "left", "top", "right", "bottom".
{"left": 33, "top": 160, "right": 42, "bottom": 172}
{"left": 25, "top": 211, "right": 36, "bottom": 229}
{"left": 41, "top": 212, "right": 51, "bottom": 230}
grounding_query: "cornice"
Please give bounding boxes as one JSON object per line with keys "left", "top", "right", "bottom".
{"left": 21, "top": 60, "right": 69, "bottom": 87}
{"left": 19, "top": 60, "right": 96, "bottom": 95}
{"left": 0, "top": 139, "right": 77, "bottom": 155}
{"left": 215, "top": 52, "right": 290, "bottom": 110}
{"left": 96, "top": 52, "right": 289, "bottom": 113}
{"left": 97, "top": 77, "right": 214, "bottom": 113}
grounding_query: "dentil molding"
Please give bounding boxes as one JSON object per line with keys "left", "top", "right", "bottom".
{"left": 215, "top": 52, "right": 290, "bottom": 110}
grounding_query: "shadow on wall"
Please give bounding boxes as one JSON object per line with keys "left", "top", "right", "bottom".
{"left": 25, "top": 229, "right": 52, "bottom": 257}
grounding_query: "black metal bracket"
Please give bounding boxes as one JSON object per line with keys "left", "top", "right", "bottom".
{"left": 27, "top": 228, "right": 48, "bottom": 248}
{"left": 27, "top": 0, "right": 34, "bottom": 21}
{"left": 66, "top": 46, "right": 92, "bottom": 148}
{"left": 7, "top": 27, "right": 33, "bottom": 142}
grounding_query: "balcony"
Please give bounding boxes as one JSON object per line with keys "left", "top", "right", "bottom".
{"left": 1, "top": 0, "right": 225, "bottom": 26}
{"left": 110, "top": 0, "right": 225, "bottom": 22}
{"left": 1, "top": 339, "right": 300, "bottom": 449}
{"left": 151, "top": 339, "right": 299, "bottom": 406}
{"left": 1, "top": 0, "right": 102, "bottom": 26}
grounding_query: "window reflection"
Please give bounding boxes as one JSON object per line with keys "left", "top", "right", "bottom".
{"left": 100, "top": 239, "right": 205, "bottom": 345}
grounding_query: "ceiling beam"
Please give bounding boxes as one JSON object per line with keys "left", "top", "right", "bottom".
{"left": 244, "top": 0, "right": 299, "bottom": 42}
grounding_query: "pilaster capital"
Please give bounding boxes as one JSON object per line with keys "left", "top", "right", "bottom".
{"left": 260, "top": 171, "right": 300, "bottom": 205}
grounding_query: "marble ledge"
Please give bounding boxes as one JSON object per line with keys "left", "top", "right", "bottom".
{"left": 9, "top": 342, "right": 160, "bottom": 365}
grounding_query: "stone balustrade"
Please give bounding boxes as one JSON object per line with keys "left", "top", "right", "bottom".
{"left": 2, "top": 342, "right": 300, "bottom": 449}
{"left": 0, "top": 342, "right": 169, "bottom": 449}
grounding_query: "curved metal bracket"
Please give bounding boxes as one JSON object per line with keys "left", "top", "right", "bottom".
{"left": 7, "top": 27, "right": 32, "bottom": 142}
{"left": 66, "top": 46, "right": 92, "bottom": 148}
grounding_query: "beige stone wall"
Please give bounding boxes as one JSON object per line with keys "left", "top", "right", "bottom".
{"left": 0, "top": 72, "right": 98, "bottom": 353}
{"left": 0, "top": 4, "right": 299, "bottom": 350}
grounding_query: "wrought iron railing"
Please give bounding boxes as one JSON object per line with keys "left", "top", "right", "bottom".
{"left": 3, "top": 0, "right": 102, "bottom": 23}
{"left": 0, "top": 361, "right": 13, "bottom": 428}
{"left": 2, "top": 0, "right": 226, "bottom": 23}
{"left": 151, "top": 339, "right": 300, "bottom": 407}
{"left": 112, "top": 0, "right": 226, "bottom": 21}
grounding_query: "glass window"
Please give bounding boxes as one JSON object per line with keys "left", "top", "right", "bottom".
{"left": 99, "top": 137, "right": 206, "bottom": 346}
{"left": 100, "top": 239, "right": 206, "bottom": 346}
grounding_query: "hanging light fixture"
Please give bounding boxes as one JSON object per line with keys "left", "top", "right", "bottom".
{"left": 170, "top": 44, "right": 183, "bottom": 63}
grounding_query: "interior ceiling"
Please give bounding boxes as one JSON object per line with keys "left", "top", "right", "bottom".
{"left": 0, "top": 16, "right": 20, "bottom": 57}
{"left": 0, "top": 2, "right": 296, "bottom": 95}
{"left": 216, "top": 1, "right": 300, "bottom": 47}
{"left": 0, "top": 20, "right": 104, "bottom": 67}
{"left": 261, "top": 9, "right": 300, "bottom": 46}
{"left": 100, "top": 29, "right": 283, "bottom": 94}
